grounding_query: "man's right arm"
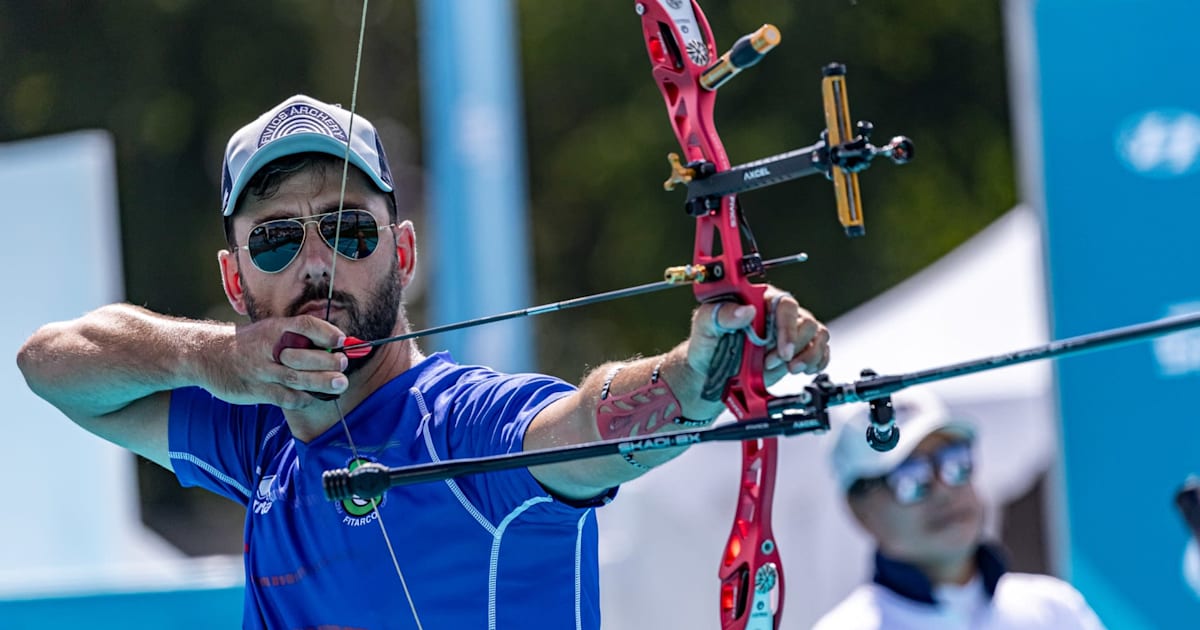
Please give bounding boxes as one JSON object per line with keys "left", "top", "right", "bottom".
{"left": 16, "top": 303, "right": 349, "bottom": 470}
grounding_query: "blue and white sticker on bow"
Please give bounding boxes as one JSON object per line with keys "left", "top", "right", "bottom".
{"left": 1154, "top": 301, "right": 1200, "bottom": 377}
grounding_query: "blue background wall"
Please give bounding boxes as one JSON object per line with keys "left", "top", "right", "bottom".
{"left": 1037, "top": 1, "right": 1200, "bottom": 626}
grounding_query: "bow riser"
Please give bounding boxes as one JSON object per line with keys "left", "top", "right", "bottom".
{"left": 637, "top": 2, "right": 784, "bottom": 628}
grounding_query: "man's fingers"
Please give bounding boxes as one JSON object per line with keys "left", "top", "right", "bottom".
{"left": 756, "top": 289, "right": 829, "bottom": 377}
{"left": 790, "top": 326, "right": 830, "bottom": 374}
{"left": 692, "top": 291, "right": 830, "bottom": 382}
{"left": 780, "top": 317, "right": 820, "bottom": 371}
{"left": 268, "top": 362, "right": 350, "bottom": 397}
{"left": 284, "top": 315, "right": 347, "bottom": 351}
{"left": 272, "top": 315, "right": 349, "bottom": 366}
{"left": 699, "top": 302, "right": 756, "bottom": 338}
{"left": 277, "top": 345, "right": 349, "bottom": 372}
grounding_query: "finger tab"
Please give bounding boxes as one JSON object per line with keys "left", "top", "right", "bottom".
{"left": 273, "top": 331, "right": 316, "bottom": 363}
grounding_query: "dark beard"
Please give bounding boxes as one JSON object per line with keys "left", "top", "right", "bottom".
{"left": 245, "top": 266, "right": 403, "bottom": 375}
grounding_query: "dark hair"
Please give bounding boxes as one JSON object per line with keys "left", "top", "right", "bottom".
{"left": 847, "top": 476, "right": 887, "bottom": 498}
{"left": 223, "top": 152, "right": 398, "bottom": 248}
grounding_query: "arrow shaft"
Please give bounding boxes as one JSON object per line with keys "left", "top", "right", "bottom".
{"left": 336, "top": 253, "right": 809, "bottom": 352}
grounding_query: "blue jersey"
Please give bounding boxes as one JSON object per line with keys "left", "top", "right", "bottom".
{"left": 168, "top": 352, "right": 612, "bottom": 629}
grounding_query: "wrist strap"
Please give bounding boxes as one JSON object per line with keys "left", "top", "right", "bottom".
{"left": 598, "top": 361, "right": 713, "bottom": 469}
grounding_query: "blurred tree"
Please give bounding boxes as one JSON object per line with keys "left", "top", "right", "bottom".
{"left": 0, "top": 0, "right": 1013, "bottom": 555}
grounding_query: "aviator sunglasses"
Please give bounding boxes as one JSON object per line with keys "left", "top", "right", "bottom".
{"left": 852, "top": 441, "right": 974, "bottom": 505}
{"left": 238, "top": 209, "right": 394, "bottom": 273}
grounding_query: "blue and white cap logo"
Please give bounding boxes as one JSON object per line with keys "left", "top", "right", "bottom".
{"left": 1115, "top": 108, "right": 1200, "bottom": 178}
{"left": 258, "top": 104, "right": 349, "bottom": 147}
{"left": 220, "top": 94, "right": 395, "bottom": 215}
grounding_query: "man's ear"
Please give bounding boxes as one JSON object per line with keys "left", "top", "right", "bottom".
{"left": 393, "top": 220, "right": 417, "bottom": 287}
{"left": 218, "top": 249, "right": 249, "bottom": 315}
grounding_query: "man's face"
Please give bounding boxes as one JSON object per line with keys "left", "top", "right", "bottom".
{"left": 849, "top": 431, "right": 984, "bottom": 565}
{"left": 224, "top": 164, "right": 403, "bottom": 373}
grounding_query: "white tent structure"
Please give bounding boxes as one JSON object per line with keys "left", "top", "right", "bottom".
{"left": 597, "top": 205, "right": 1058, "bottom": 629}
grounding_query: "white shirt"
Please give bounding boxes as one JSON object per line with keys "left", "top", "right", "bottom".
{"left": 812, "top": 572, "right": 1106, "bottom": 630}
{"left": 1184, "top": 537, "right": 1200, "bottom": 598}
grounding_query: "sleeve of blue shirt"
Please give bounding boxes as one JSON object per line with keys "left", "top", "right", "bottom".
{"left": 167, "top": 386, "right": 279, "bottom": 506}
{"left": 434, "top": 369, "right": 612, "bottom": 518}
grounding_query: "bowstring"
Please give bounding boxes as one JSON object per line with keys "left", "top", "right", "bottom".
{"left": 327, "top": 2, "right": 424, "bottom": 628}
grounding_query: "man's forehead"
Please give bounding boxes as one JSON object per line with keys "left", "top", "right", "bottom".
{"left": 234, "top": 166, "right": 383, "bottom": 220}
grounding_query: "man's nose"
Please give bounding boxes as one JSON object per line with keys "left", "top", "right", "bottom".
{"left": 292, "top": 223, "right": 335, "bottom": 278}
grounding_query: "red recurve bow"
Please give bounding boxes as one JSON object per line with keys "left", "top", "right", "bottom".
{"left": 633, "top": 2, "right": 910, "bottom": 628}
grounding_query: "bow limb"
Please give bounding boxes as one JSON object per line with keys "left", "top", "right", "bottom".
{"left": 637, "top": 2, "right": 783, "bottom": 629}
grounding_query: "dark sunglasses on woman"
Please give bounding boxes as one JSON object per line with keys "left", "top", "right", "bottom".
{"left": 850, "top": 441, "right": 973, "bottom": 505}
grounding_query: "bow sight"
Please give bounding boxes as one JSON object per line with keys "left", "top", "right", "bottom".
{"left": 663, "top": 61, "right": 913, "bottom": 237}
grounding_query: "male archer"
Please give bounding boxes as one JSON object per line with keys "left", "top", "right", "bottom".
{"left": 17, "top": 94, "right": 830, "bottom": 628}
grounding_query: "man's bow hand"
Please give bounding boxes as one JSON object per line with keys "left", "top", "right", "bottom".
{"left": 686, "top": 287, "right": 830, "bottom": 388}
{"left": 201, "top": 315, "right": 351, "bottom": 409}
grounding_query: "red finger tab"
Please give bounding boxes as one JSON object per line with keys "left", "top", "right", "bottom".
{"left": 272, "top": 331, "right": 341, "bottom": 402}
{"left": 272, "top": 331, "right": 315, "bottom": 363}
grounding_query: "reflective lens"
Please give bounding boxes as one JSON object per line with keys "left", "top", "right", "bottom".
{"left": 885, "top": 441, "right": 973, "bottom": 505}
{"left": 244, "top": 210, "right": 381, "bottom": 273}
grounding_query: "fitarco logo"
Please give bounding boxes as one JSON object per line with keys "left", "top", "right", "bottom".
{"left": 1115, "top": 108, "right": 1200, "bottom": 178}
{"left": 338, "top": 457, "right": 384, "bottom": 522}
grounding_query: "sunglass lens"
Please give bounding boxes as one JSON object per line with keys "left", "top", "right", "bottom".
{"left": 888, "top": 460, "right": 933, "bottom": 505}
{"left": 320, "top": 211, "right": 379, "bottom": 260}
{"left": 938, "top": 444, "right": 973, "bottom": 487}
{"left": 248, "top": 221, "right": 305, "bottom": 273}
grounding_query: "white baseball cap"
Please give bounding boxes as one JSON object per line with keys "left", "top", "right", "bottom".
{"left": 829, "top": 389, "right": 975, "bottom": 493}
{"left": 220, "top": 94, "right": 395, "bottom": 215}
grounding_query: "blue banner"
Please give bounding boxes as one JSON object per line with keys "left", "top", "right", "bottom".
{"left": 1034, "top": 1, "right": 1200, "bottom": 626}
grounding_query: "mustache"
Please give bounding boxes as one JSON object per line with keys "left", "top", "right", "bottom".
{"left": 285, "top": 282, "right": 358, "bottom": 318}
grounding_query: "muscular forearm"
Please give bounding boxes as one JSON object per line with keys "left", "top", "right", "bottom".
{"left": 585, "top": 343, "right": 725, "bottom": 466}
{"left": 17, "top": 303, "right": 229, "bottom": 418}
{"left": 527, "top": 344, "right": 725, "bottom": 497}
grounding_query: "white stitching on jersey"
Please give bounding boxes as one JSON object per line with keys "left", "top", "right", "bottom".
{"left": 168, "top": 450, "right": 251, "bottom": 499}
{"left": 489, "top": 495, "right": 554, "bottom": 630}
{"left": 575, "top": 509, "right": 593, "bottom": 630}
{"left": 415, "top": 386, "right": 498, "bottom": 535}
{"left": 262, "top": 423, "right": 284, "bottom": 446}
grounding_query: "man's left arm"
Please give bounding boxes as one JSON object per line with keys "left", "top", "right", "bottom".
{"left": 524, "top": 288, "right": 829, "bottom": 500}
